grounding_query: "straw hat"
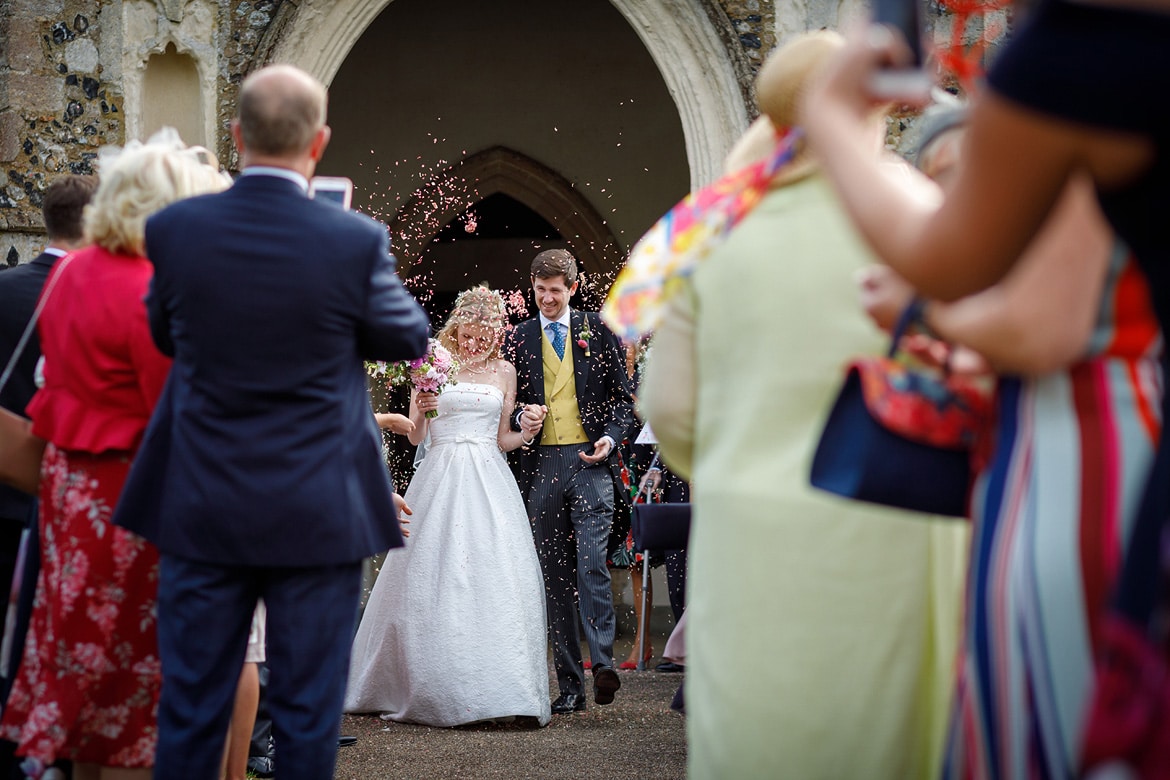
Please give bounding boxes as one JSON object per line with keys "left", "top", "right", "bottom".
{"left": 755, "top": 30, "right": 845, "bottom": 131}
{"left": 744, "top": 30, "right": 846, "bottom": 186}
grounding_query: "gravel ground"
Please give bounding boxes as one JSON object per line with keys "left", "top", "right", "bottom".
{"left": 333, "top": 662, "right": 686, "bottom": 780}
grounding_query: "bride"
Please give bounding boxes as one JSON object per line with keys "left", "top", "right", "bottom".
{"left": 344, "top": 286, "right": 551, "bottom": 727}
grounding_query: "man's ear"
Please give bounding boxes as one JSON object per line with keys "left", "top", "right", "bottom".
{"left": 231, "top": 119, "right": 245, "bottom": 155}
{"left": 568, "top": 280, "right": 580, "bottom": 297}
{"left": 309, "top": 126, "right": 332, "bottom": 162}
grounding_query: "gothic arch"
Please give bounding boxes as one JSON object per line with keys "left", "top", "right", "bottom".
{"left": 121, "top": 0, "right": 220, "bottom": 149}
{"left": 389, "top": 147, "right": 622, "bottom": 278}
{"left": 267, "top": 0, "right": 749, "bottom": 188}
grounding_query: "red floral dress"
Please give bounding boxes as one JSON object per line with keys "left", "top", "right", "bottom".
{"left": 0, "top": 444, "right": 160, "bottom": 772}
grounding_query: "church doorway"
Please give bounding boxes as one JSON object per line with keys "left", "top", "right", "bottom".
{"left": 312, "top": 0, "right": 700, "bottom": 320}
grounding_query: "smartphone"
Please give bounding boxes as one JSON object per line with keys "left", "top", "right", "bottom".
{"left": 308, "top": 176, "right": 354, "bottom": 209}
{"left": 869, "top": 0, "right": 932, "bottom": 101}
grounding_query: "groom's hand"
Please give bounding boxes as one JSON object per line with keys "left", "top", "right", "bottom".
{"left": 579, "top": 437, "right": 613, "bottom": 465}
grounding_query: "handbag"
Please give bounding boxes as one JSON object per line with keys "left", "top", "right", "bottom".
{"left": 632, "top": 503, "right": 692, "bottom": 551}
{"left": 0, "top": 255, "right": 72, "bottom": 496}
{"left": 1080, "top": 615, "right": 1170, "bottom": 777}
{"left": 1080, "top": 426, "right": 1170, "bottom": 777}
{"left": 809, "top": 300, "right": 991, "bottom": 518}
{"left": 0, "top": 409, "right": 42, "bottom": 496}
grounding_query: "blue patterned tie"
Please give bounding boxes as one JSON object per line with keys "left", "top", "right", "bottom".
{"left": 548, "top": 322, "right": 566, "bottom": 360}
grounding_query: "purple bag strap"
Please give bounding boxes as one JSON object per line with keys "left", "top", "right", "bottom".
{"left": 889, "top": 297, "right": 953, "bottom": 374}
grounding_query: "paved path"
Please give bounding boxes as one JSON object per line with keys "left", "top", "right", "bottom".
{"left": 334, "top": 666, "right": 686, "bottom": 780}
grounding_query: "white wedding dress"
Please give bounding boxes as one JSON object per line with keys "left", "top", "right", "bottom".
{"left": 344, "top": 383, "right": 551, "bottom": 726}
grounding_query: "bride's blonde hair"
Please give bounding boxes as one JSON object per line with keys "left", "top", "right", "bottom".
{"left": 436, "top": 285, "right": 509, "bottom": 361}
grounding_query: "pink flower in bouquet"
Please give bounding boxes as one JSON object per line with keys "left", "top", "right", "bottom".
{"left": 405, "top": 340, "right": 458, "bottom": 418}
{"left": 364, "top": 341, "right": 458, "bottom": 418}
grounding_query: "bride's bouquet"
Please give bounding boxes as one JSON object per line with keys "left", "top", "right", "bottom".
{"left": 366, "top": 339, "right": 458, "bottom": 418}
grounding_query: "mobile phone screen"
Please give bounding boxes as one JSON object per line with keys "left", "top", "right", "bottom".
{"left": 312, "top": 188, "right": 349, "bottom": 207}
{"left": 308, "top": 176, "right": 354, "bottom": 210}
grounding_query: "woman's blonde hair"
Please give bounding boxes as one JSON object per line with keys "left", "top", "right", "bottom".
{"left": 436, "top": 285, "right": 509, "bottom": 361}
{"left": 84, "top": 127, "right": 231, "bottom": 255}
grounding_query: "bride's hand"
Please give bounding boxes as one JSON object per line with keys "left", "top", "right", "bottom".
{"left": 519, "top": 404, "right": 546, "bottom": 438}
{"left": 415, "top": 392, "right": 439, "bottom": 417}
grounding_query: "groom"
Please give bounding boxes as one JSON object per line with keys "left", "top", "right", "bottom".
{"left": 506, "top": 249, "right": 634, "bottom": 714}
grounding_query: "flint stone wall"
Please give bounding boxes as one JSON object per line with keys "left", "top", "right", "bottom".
{"left": 0, "top": 0, "right": 1004, "bottom": 265}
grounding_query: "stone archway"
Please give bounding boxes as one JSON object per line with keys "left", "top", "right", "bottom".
{"left": 120, "top": 0, "right": 221, "bottom": 150}
{"left": 389, "top": 147, "right": 623, "bottom": 280}
{"left": 268, "top": 0, "right": 749, "bottom": 189}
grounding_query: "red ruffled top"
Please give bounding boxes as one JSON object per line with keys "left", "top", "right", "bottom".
{"left": 26, "top": 244, "right": 172, "bottom": 453}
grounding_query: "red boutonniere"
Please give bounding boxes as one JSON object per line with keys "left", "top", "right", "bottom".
{"left": 577, "top": 322, "right": 593, "bottom": 357}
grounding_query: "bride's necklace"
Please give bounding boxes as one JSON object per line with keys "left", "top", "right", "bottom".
{"left": 462, "top": 359, "right": 494, "bottom": 376}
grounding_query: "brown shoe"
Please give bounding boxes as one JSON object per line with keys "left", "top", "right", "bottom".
{"left": 593, "top": 666, "right": 621, "bottom": 705}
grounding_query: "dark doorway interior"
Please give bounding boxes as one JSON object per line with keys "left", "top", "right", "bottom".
{"left": 408, "top": 192, "right": 565, "bottom": 326}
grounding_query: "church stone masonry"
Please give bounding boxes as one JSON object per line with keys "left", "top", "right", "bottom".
{"left": 0, "top": 0, "right": 756, "bottom": 263}
{"left": 1, "top": 0, "right": 283, "bottom": 262}
{"left": 0, "top": 0, "right": 1000, "bottom": 265}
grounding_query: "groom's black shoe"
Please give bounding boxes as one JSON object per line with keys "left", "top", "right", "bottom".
{"left": 593, "top": 666, "right": 621, "bottom": 705}
{"left": 551, "top": 693, "right": 586, "bottom": 714}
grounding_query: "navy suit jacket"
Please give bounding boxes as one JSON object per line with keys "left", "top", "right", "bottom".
{"left": 0, "top": 252, "right": 59, "bottom": 521}
{"left": 113, "top": 174, "right": 430, "bottom": 566}
{"left": 504, "top": 309, "right": 634, "bottom": 497}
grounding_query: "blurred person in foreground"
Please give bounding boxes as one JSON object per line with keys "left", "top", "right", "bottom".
{"left": 0, "top": 131, "right": 229, "bottom": 779}
{"left": 636, "top": 32, "right": 969, "bottom": 779}
{"left": 803, "top": 3, "right": 1170, "bottom": 775}
{"left": 860, "top": 100, "right": 1161, "bottom": 777}
{"left": 111, "top": 64, "right": 430, "bottom": 780}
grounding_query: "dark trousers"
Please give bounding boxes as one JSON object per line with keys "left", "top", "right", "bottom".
{"left": 153, "top": 555, "right": 361, "bottom": 780}
{"left": 0, "top": 505, "right": 70, "bottom": 778}
{"left": 664, "top": 549, "right": 687, "bottom": 622}
{"left": 0, "top": 520, "right": 23, "bottom": 632}
{"left": 528, "top": 444, "right": 616, "bottom": 697}
{"left": 0, "top": 507, "right": 33, "bottom": 705}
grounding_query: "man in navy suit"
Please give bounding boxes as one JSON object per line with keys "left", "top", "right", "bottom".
{"left": 0, "top": 175, "right": 94, "bottom": 777}
{"left": 113, "top": 65, "right": 429, "bottom": 780}
{"left": 505, "top": 249, "right": 634, "bottom": 714}
{"left": 0, "top": 175, "right": 95, "bottom": 625}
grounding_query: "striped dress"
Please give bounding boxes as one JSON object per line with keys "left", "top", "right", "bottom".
{"left": 944, "top": 246, "right": 1163, "bottom": 779}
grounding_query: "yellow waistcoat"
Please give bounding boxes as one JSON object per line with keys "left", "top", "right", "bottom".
{"left": 540, "top": 331, "right": 589, "bottom": 445}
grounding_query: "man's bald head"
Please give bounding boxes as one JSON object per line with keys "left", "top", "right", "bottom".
{"left": 237, "top": 65, "right": 328, "bottom": 157}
